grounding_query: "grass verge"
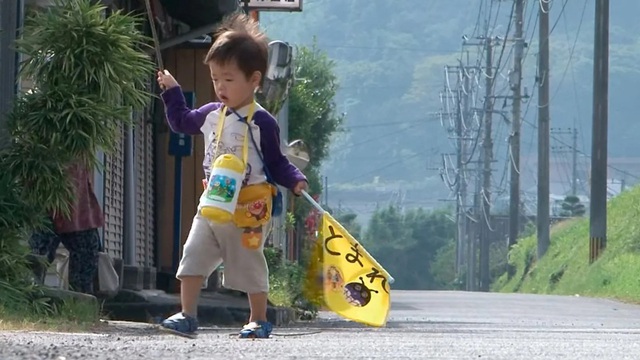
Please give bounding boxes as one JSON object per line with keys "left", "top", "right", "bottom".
{"left": 0, "top": 297, "right": 102, "bottom": 332}
{"left": 493, "top": 184, "right": 640, "bottom": 303}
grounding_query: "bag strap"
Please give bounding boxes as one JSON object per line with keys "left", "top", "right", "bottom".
{"left": 211, "top": 102, "right": 256, "bottom": 169}
{"left": 228, "top": 106, "right": 276, "bottom": 186}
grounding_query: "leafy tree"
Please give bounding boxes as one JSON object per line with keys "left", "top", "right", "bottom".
{"left": 364, "top": 205, "right": 411, "bottom": 251}
{"left": 430, "top": 238, "right": 458, "bottom": 289}
{"left": 263, "top": 41, "right": 342, "bottom": 311}
{"left": 286, "top": 41, "right": 344, "bottom": 221}
{"left": 362, "top": 205, "right": 455, "bottom": 290}
{"left": 560, "top": 195, "right": 586, "bottom": 218}
{"left": 334, "top": 212, "right": 362, "bottom": 240}
{"left": 430, "top": 232, "right": 511, "bottom": 290}
{"left": 0, "top": 0, "right": 153, "bottom": 313}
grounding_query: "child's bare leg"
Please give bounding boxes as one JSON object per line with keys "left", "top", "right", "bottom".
{"left": 180, "top": 275, "right": 204, "bottom": 317}
{"left": 248, "top": 292, "right": 268, "bottom": 322}
{"left": 160, "top": 215, "right": 219, "bottom": 334}
{"left": 228, "top": 223, "right": 272, "bottom": 338}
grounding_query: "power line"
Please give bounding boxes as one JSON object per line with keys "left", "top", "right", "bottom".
{"left": 520, "top": 117, "right": 638, "bottom": 180}
{"left": 345, "top": 118, "right": 436, "bottom": 129}
{"left": 332, "top": 151, "right": 426, "bottom": 185}
{"left": 318, "top": 44, "right": 461, "bottom": 54}
{"left": 562, "top": 4, "right": 589, "bottom": 156}
{"left": 550, "top": 0, "right": 588, "bottom": 103}
{"left": 331, "top": 123, "right": 425, "bottom": 155}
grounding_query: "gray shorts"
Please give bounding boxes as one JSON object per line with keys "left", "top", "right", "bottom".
{"left": 176, "top": 214, "right": 270, "bottom": 294}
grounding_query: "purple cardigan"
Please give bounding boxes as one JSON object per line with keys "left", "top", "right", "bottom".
{"left": 161, "top": 86, "right": 306, "bottom": 190}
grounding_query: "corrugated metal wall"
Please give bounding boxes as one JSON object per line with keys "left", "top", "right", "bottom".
{"left": 103, "top": 125, "right": 125, "bottom": 259}
{"left": 135, "top": 116, "right": 155, "bottom": 268}
{"left": 102, "top": 115, "right": 155, "bottom": 268}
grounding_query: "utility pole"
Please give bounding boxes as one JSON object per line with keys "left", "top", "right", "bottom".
{"left": 439, "top": 60, "right": 480, "bottom": 288}
{"left": 479, "top": 37, "right": 494, "bottom": 292}
{"left": 551, "top": 127, "right": 579, "bottom": 196}
{"left": 572, "top": 128, "right": 578, "bottom": 196}
{"left": 462, "top": 68, "right": 477, "bottom": 292}
{"left": 590, "top": 0, "right": 609, "bottom": 263}
{"left": 455, "top": 70, "right": 469, "bottom": 284}
{"left": 508, "top": 0, "right": 525, "bottom": 249}
{"left": 537, "top": 0, "right": 550, "bottom": 259}
{"left": 458, "top": 37, "right": 494, "bottom": 291}
{"left": 469, "top": 159, "right": 480, "bottom": 291}
{"left": 439, "top": 63, "right": 471, "bottom": 282}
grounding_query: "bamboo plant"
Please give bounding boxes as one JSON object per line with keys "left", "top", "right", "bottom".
{"left": 0, "top": 0, "right": 154, "bottom": 314}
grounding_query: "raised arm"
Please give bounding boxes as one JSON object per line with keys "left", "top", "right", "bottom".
{"left": 160, "top": 86, "right": 220, "bottom": 135}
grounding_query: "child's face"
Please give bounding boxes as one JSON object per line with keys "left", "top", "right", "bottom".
{"left": 209, "top": 60, "right": 261, "bottom": 109}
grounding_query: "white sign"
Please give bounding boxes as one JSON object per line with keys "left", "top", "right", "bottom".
{"left": 245, "top": 0, "right": 303, "bottom": 12}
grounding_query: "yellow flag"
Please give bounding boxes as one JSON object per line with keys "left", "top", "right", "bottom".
{"left": 320, "top": 212, "right": 392, "bottom": 327}
{"left": 302, "top": 230, "right": 325, "bottom": 309}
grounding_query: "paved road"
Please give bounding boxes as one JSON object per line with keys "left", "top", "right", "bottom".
{"left": 3, "top": 291, "right": 640, "bottom": 359}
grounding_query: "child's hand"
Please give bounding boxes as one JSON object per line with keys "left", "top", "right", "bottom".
{"left": 157, "top": 70, "right": 179, "bottom": 90}
{"left": 292, "top": 181, "right": 308, "bottom": 196}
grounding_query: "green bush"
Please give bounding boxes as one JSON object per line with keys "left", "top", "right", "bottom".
{"left": 0, "top": 148, "right": 58, "bottom": 316}
{"left": 265, "top": 241, "right": 321, "bottom": 319}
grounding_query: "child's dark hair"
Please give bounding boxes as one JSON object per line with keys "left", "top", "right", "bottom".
{"left": 204, "top": 13, "right": 268, "bottom": 80}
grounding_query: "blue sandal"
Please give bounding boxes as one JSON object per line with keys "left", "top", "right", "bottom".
{"left": 238, "top": 320, "right": 273, "bottom": 339}
{"left": 160, "top": 312, "right": 199, "bottom": 336}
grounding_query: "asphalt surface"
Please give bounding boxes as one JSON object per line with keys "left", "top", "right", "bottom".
{"left": 3, "top": 290, "right": 640, "bottom": 359}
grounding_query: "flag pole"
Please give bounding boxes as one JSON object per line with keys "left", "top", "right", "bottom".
{"left": 300, "top": 189, "right": 325, "bottom": 214}
{"left": 300, "top": 190, "right": 395, "bottom": 285}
